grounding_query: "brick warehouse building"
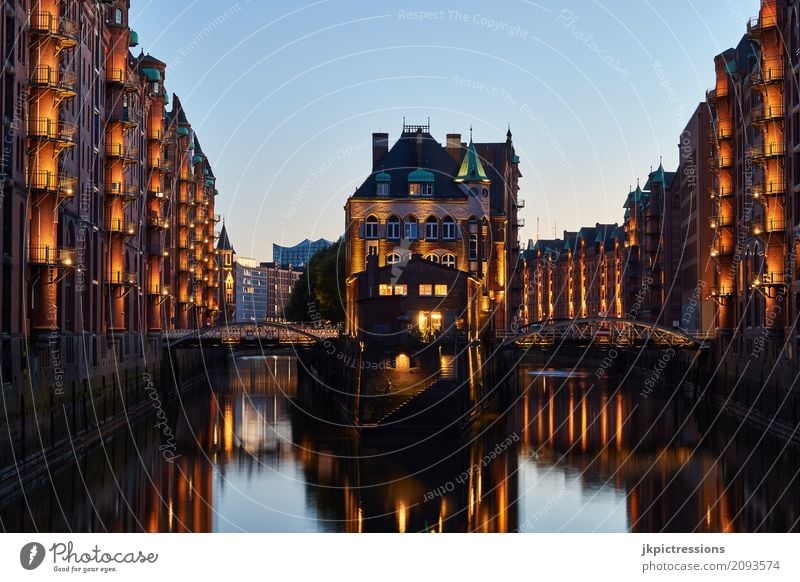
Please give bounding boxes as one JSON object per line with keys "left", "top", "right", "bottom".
{"left": 344, "top": 122, "right": 523, "bottom": 340}
{"left": 704, "top": 0, "right": 800, "bottom": 370}
{"left": 0, "top": 1, "right": 221, "bottom": 392}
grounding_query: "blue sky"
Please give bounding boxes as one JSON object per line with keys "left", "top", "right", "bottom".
{"left": 131, "top": 0, "right": 757, "bottom": 260}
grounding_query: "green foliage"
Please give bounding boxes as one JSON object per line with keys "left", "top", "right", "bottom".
{"left": 284, "top": 238, "right": 345, "bottom": 323}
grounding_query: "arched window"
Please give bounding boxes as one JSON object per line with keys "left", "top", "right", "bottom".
{"left": 482, "top": 187, "right": 489, "bottom": 198}
{"left": 442, "top": 216, "right": 456, "bottom": 240}
{"left": 425, "top": 216, "right": 438, "bottom": 240}
{"left": 387, "top": 215, "right": 400, "bottom": 240}
{"left": 115, "top": 8, "right": 123, "bottom": 24}
{"left": 424, "top": 253, "right": 439, "bottom": 263}
{"left": 442, "top": 253, "right": 457, "bottom": 269}
{"left": 402, "top": 252, "right": 412, "bottom": 262}
{"left": 386, "top": 252, "right": 401, "bottom": 265}
{"left": 364, "top": 215, "right": 379, "bottom": 239}
{"left": 404, "top": 215, "right": 418, "bottom": 240}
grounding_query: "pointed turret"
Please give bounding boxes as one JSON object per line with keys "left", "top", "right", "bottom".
{"left": 217, "top": 221, "right": 234, "bottom": 253}
{"left": 454, "top": 139, "right": 490, "bottom": 184}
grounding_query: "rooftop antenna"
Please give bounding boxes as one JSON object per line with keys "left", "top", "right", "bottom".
{"left": 536, "top": 217, "right": 540, "bottom": 243}
{"left": 469, "top": 125, "right": 473, "bottom": 141}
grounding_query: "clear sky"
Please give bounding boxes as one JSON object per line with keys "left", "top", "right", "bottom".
{"left": 130, "top": 0, "right": 758, "bottom": 260}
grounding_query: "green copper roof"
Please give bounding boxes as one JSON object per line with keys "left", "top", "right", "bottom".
{"left": 512, "top": 154, "right": 520, "bottom": 164}
{"left": 649, "top": 161, "right": 666, "bottom": 185}
{"left": 129, "top": 31, "right": 139, "bottom": 47}
{"left": 192, "top": 154, "right": 204, "bottom": 165}
{"left": 407, "top": 168, "right": 434, "bottom": 183}
{"left": 375, "top": 171, "right": 391, "bottom": 182}
{"left": 177, "top": 127, "right": 189, "bottom": 137}
{"left": 455, "top": 140, "right": 490, "bottom": 183}
{"left": 141, "top": 67, "right": 160, "bottom": 82}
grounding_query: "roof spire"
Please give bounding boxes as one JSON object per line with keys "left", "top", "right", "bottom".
{"left": 469, "top": 125, "right": 473, "bottom": 141}
{"left": 455, "top": 137, "right": 490, "bottom": 184}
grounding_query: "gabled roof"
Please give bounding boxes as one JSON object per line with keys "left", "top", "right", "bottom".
{"left": 454, "top": 140, "right": 490, "bottom": 184}
{"left": 353, "top": 129, "right": 466, "bottom": 199}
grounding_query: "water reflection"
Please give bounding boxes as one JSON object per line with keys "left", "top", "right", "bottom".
{"left": 1, "top": 356, "right": 798, "bottom": 532}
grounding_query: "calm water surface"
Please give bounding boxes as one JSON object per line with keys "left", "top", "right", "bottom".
{"left": 2, "top": 354, "right": 798, "bottom": 532}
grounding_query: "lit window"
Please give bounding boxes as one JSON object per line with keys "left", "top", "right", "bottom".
{"left": 419, "top": 284, "right": 432, "bottom": 296}
{"left": 394, "top": 284, "right": 407, "bottom": 296}
{"left": 386, "top": 253, "right": 401, "bottom": 265}
{"left": 404, "top": 219, "right": 418, "bottom": 241}
{"left": 435, "top": 284, "right": 448, "bottom": 296}
{"left": 409, "top": 183, "right": 421, "bottom": 196}
{"left": 442, "top": 254, "right": 456, "bottom": 268}
{"left": 387, "top": 216, "right": 400, "bottom": 239}
{"left": 424, "top": 254, "right": 439, "bottom": 263}
{"left": 365, "top": 216, "right": 379, "bottom": 239}
{"left": 379, "top": 284, "right": 392, "bottom": 296}
{"left": 442, "top": 216, "right": 456, "bottom": 240}
{"left": 377, "top": 182, "right": 390, "bottom": 196}
{"left": 425, "top": 216, "right": 438, "bottom": 240}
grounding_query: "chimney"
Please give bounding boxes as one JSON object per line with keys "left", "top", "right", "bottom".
{"left": 446, "top": 133, "right": 461, "bottom": 162}
{"left": 372, "top": 133, "right": 389, "bottom": 170}
{"left": 366, "top": 251, "right": 379, "bottom": 297}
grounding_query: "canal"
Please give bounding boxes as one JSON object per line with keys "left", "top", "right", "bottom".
{"left": 1, "top": 353, "right": 798, "bottom": 532}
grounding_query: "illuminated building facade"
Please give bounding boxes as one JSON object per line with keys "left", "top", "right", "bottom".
{"left": 0, "top": 0, "right": 221, "bottom": 391}
{"left": 707, "top": 0, "right": 800, "bottom": 363}
{"left": 344, "top": 122, "right": 523, "bottom": 339}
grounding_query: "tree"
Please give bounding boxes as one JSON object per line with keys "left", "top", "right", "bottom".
{"left": 284, "top": 238, "right": 345, "bottom": 323}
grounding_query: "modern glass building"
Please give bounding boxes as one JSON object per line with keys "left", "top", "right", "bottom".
{"left": 272, "top": 238, "right": 333, "bottom": 267}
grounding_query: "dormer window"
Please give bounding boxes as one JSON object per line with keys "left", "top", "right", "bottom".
{"left": 375, "top": 172, "right": 391, "bottom": 196}
{"left": 407, "top": 168, "right": 434, "bottom": 196}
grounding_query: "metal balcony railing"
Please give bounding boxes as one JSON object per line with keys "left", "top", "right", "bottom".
{"left": 27, "top": 171, "right": 77, "bottom": 198}
{"left": 106, "top": 217, "right": 138, "bottom": 235}
{"left": 29, "top": 66, "right": 77, "bottom": 95}
{"left": 710, "top": 214, "right": 734, "bottom": 229}
{"left": 751, "top": 102, "right": 784, "bottom": 123}
{"left": 28, "top": 118, "right": 77, "bottom": 145}
{"left": 108, "top": 106, "right": 139, "bottom": 128}
{"left": 710, "top": 185, "right": 733, "bottom": 199}
{"left": 750, "top": 142, "right": 785, "bottom": 161}
{"left": 105, "top": 143, "right": 139, "bottom": 162}
{"left": 29, "top": 11, "right": 78, "bottom": 45}
{"left": 28, "top": 244, "right": 76, "bottom": 266}
{"left": 751, "top": 181, "right": 783, "bottom": 199}
{"left": 750, "top": 218, "right": 785, "bottom": 235}
{"left": 106, "top": 270, "right": 138, "bottom": 286}
{"left": 107, "top": 182, "right": 138, "bottom": 201}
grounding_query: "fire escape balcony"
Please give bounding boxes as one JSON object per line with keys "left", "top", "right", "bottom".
{"left": 29, "top": 11, "right": 78, "bottom": 52}
{"left": 27, "top": 244, "right": 76, "bottom": 267}
{"left": 751, "top": 181, "right": 784, "bottom": 200}
{"left": 106, "top": 217, "right": 138, "bottom": 236}
{"left": 748, "top": 15, "right": 780, "bottom": 38}
{"left": 752, "top": 218, "right": 785, "bottom": 235}
{"left": 147, "top": 214, "right": 170, "bottom": 230}
{"left": 28, "top": 118, "right": 77, "bottom": 149}
{"left": 710, "top": 185, "right": 733, "bottom": 200}
{"left": 709, "top": 154, "right": 733, "bottom": 170}
{"left": 513, "top": 218, "right": 526, "bottom": 228}
{"left": 29, "top": 66, "right": 77, "bottom": 101}
{"left": 108, "top": 106, "right": 139, "bottom": 130}
{"left": 147, "top": 129, "right": 171, "bottom": 143}
{"left": 146, "top": 281, "right": 169, "bottom": 296}
{"left": 751, "top": 103, "right": 784, "bottom": 125}
{"left": 27, "top": 171, "right": 76, "bottom": 200}
{"left": 515, "top": 198, "right": 526, "bottom": 209}
{"left": 106, "top": 270, "right": 138, "bottom": 287}
{"left": 709, "top": 286, "right": 735, "bottom": 305}
{"left": 750, "top": 141, "right": 785, "bottom": 163}
{"left": 105, "top": 143, "right": 139, "bottom": 164}
{"left": 107, "top": 182, "right": 138, "bottom": 203}
{"left": 147, "top": 189, "right": 166, "bottom": 201}
{"left": 750, "top": 57, "right": 784, "bottom": 85}
{"left": 710, "top": 241, "right": 735, "bottom": 258}
{"left": 710, "top": 214, "right": 734, "bottom": 230}
{"left": 106, "top": 68, "right": 139, "bottom": 92}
